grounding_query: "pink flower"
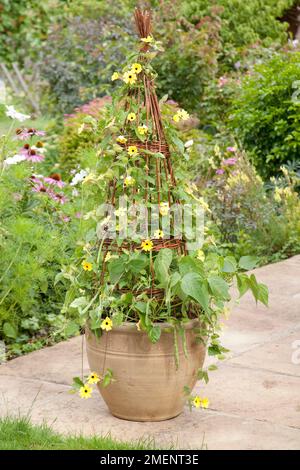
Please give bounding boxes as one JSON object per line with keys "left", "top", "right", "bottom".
{"left": 16, "top": 128, "right": 45, "bottom": 140}
{"left": 20, "top": 145, "right": 44, "bottom": 162}
{"left": 226, "top": 146, "right": 236, "bottom": 153}
{"left": 218, "top": 76, "right": 228, "bottom": 88}
{"left": 223, "top": 157, "right": 237, "bottom": 166}
{"left": 75, "top": 212, "right": 82, "bottom": 218}
{"left": 48, "top": 191, "right": 67, "bottom": 205}
{"left": 32, "top": 183, "right": 48, "bottom": 193}
{"left": 216, "top": 169, "right": 225, "bottom": 175}
{"left": 44, "top": 174, "right": 65, "bottom": 188}
{"left": 60, "top": 214, "right": 71, "bottom": 222}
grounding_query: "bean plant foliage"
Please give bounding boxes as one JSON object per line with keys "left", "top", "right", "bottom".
{"left": 61, "top": 26, "right": 268, "bottom": 397}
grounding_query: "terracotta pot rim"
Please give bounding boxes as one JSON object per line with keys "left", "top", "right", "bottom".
{"left": 87, "top": 318, "right": 200, "bottom": 334}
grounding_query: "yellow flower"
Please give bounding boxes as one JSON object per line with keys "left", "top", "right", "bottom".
{"left": 141, "top": 239, "right": 153, "bottom": 252}
{"left": 101, "top": 316, "right": 113, "bottom": 332}
{"left": 141, "top": 35, "right": 153, "bottom": 43}
{"left": 197, "top": 249, "right": 205, "bottom": 262}
{"left": 137, "top": 124, "right": 148, "bottom": 135}
{"left": 82, "top": 260, "right": 92, "bottom": 271}
{"left": 131, "top": 63, "right": 142, "bottom": 74}
{"left": 104, "top": 251, "right": 112, "bottom": 262}
{"left": 154, "top": 229, "right": 164, "bottom": 239}
{"left": 123, "top": 71, "right": 137, "bottom": 85}
{"left": 173, "top": 113, "right": 180, "bottom": 122}
{"left": 128, "top": 145, "right": 138, "bottom": 156}
{"left": 111, "top": 72, "right": 119, "bottom": 81}
{"left": 193, "top": 396, "right": 202, "bottom": 408}
{"left": 201, "top": 397, "right": 209, "bottom": 409}
{"left": 79, "top": 384, "right": 92, "bottom": 399}
{"left": 87, "top": 372, "right": 100, "bottom": 385}
{"left": 178, "top": 109, "right": 190, "bottom": 121}
{"left": 127, "top": 112, "right": 136, "bottom": 122}
{"left": 124, "top": 175, "right": 136, "bottom": 186}
{"left": 159, "top": 202, "right": 169, "bottom": 216}
{"left": 193, "top": 396, "right": 210, "bottom": 409}
{"left": 116, "top": 135, "right": 127, "bottom": 144}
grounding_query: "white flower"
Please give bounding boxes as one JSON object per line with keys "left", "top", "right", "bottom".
{"left": 31, "top": 145, "right": 46, "bottom": 154}
{"left": 3, "top": 154, "right": 26, "bottom": 166}
{"left": 5, "top": 105, "right": 30, "bottom": 122}
{"left": 70, "top": 169, "right": 88, "bottom": 186}
{"left": 184, "top": 139, "right": 194, "bottom": 148}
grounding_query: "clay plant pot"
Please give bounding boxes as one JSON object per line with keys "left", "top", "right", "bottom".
{"left": 85, "top": 319, "right": 206, "bottom": 422}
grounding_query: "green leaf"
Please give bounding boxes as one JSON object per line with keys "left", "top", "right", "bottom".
{"left": 69, "top": 297, "right": 88, "bottom": 309}
{"left": 64, "top": 321, "right": 80, "bottom": 337}
{"left": 222, "top": 256, "right": 237, "bottom": 273}
{"left": 236, "top": 273, "right": 250, "bottom": 297}
{"left": 112, "top": 311, "right": 124, "bottom": 326}
{"left": 154, "top": 248, "right": 173, "bottom": 286}
{"left": 3, "top": 322, "right": 17, "bottom": 339}
{"left": 171, "top": 135, "right": 185, "bottom": 154}
{"left": 102, "top": 369, "right": 114, "bottom": 388}
{"left": 181, "top": 273, "right": 209, "bottom": 311}
{"left": 128, "top": 255, "right": 148, "bottom": 274}
{"left": 257, "top": 283, "right": 269, "bottom": 306}
{"left": 72, "top": 376, "right": 84, "bottom": 389}
{"left": 147, "top": 325, "right": 161, "bottom": 344}
{"left": 134, "top": 301, "right": 147, "bottom": 313}
{"left": 179, "top": 255, "right": 204, "bottom": 277}
{"left": 108, "top": 259, "right": 124, "bottom": 283}
{"left": 239, "top": 256, "right": 258, "bottom": 271}
{"left": 208, "top": 276, "right": 230, "bottom": 301}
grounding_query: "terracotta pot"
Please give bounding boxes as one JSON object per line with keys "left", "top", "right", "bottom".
{"left": 85, "top": 319, "right": 206, "bottom": 422}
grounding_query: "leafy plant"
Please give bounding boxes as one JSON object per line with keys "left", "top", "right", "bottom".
{"left": 229, "top": 51, "right": 300, "bottom": 177}
{"left": 62, "top": 24, "right": 268, "bottom": 404}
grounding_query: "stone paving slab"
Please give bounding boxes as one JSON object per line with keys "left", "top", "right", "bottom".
{"left": 0, "top": 255, "right": 300, "bottom": 450}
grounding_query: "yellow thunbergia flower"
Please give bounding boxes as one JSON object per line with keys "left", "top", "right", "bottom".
{"left": 82, "top": 260, "right": 92, "bottom": 271}
{"left": 104, "top": 251, "right": 112, "bottom": 262}
{"left": 79, "top": 384, "right": 92, "bottom": 399}
{"left": 154, "top": 229, "right": 164, "bottom": 239}
{"left": 137, "top": 124, "right": 148, "bottom": 135}
{"left": 123, "top": 71, "right": 137, "bottom": 85}
{"left": 197, "top": 249, "right": 205, "bottom": 262}
{"left": 87, "top": 372, "right": 100, "bottom": 385}
{"left": 141, "top": 239, "right": 154, "bottom": 252}
{"left": 101, "top": 317, "right": 113, "bottom": 332}
{"left": 111, "top": 72, "right": 119, "bottom": 81}
{"left": 178, "top": 109, "right": 190, "bottom": 120}
{"left": 193, "top": 396, "right": 202, "bottom": 408}
{"left": 128, "top": 145, "right": 138, "bottom": 157}
{"left": 201, "top": 397, "right": 209, "bottom": 409}
{"left": 116, "top": 135, "right": 127, "bottom": 144}
{"left": 124, "top": 175, "right": 136, "bottom": 186}
{"left": 141, "top": 35, "right": 153, "bottom": 43}
{"left": 173, "top": 113, "right": 180, "bottom": 122}
{"left": 127, "top": 112, "right": 136, "bottom": 122}
{"left": 131, "top": 63, "right": 142, "bottom": 74}
{"left": 159, "top": 202, "right": 169, "bottom": 216}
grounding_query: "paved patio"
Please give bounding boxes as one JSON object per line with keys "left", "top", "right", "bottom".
{"left": 1, "top": 256, "right": 300, "bottom": 449}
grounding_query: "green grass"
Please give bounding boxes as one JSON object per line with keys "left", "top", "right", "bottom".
{"left": 0, "top": 416, "right": 156, "bottom": 450}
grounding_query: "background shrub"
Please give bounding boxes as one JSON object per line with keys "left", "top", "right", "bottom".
{"left": 229, "top": 51, "right": 300, "bottom": 177}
